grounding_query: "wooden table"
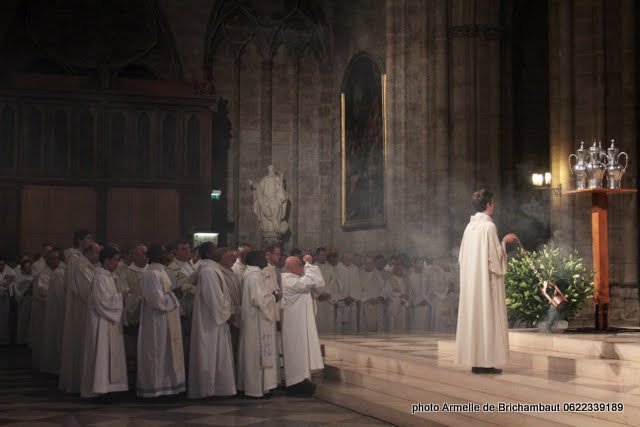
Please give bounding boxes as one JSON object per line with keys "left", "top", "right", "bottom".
{"left": 564, "top": 188, "right": 637, "bottom": 329}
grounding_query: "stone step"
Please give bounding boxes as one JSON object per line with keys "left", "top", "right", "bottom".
{"left": 438, "top": 339, "right": 640, "bottom": 385}
{"left": 507, "top": 330, "right": 640, "bottom": 362}
{"left": 324, "top": 360, "right": 577, "bottom": 427}
{"left": 322, "top": 340, "right": 640, "bottom": 426}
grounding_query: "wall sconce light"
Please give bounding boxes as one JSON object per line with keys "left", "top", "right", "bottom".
{"left": 531, "top": 172, "right": 562, "bottom": 197}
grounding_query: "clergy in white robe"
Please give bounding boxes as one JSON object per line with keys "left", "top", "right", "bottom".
{"left": 40, "top": 257, "right": 66, "bottom": 374}
{"left": 237, "top": 250, "right": 278, "bottom": 398}
{"left": 216, "top": 248, "right": 243, "bottom": 370}
{"left": 59, "top": 242, "right": 100, "bottom": 393}
{"left": 334, "top": 254, "right": 361, "bottom": 334}
{"left": 0, "top": 259, "right": 15, "bottom": 345}
{"left": 358, "top": 257, "right": 385, "bottom": 333}
{"left": 188, "top": 243, "right": 236, "bottom": 398}
{"left": 232, "top": 242, "right": 253, "bottom": 284}
{"left": 281, "top": 256, "right": 325, "bottom": 391}
{"left": 262, "top": 243, "right": 283, "bottom": 383}
{"left": 442, "top": 260, "right": 460, "bottom": 331}
{"left": 14, "top": 259, "right": 35, "bottom": 345}
{"left": 137, "top": 244, "right": 185, "bottom": 397}
{"left": 408, "top": 258, "right": 431, "bottom": 331}
{"left": 455, "top": 189, "right": 518, "bottom": 373}
{"left": 383, "top": 264, "right": 409, "bottom": 332}
{"left": 80, "top": 246, "right": 128, "bottom": 398}
{"left": 168, "top": 242, "right": 196, "bottom": 309}
{"left": 427, "top": 261, "right": 449, "bottom": 332}
{"left": 30, "top": 250, "right": 63, "bottom": 368}
{"left": 119, "top": 245, "right": 148, "bottom": 327}
{"left": 312, "top": 248, "right": 337, "bottom": 335}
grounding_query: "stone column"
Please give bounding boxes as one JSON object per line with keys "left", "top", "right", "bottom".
{"left": 548, "top": 0, "right": 577, "bottom": 246}
{"left": 385, "top": 0, "right": 408, "bottom": 252}
{"left": 448, "top": 0, "right": 503, "bottom": 241}
{"left": 548, "top": 0, "right": 637, "bottom": 326}
{"left": 260, "top": 59, "right": 273, "bottom": 170}
{"left": 426, "top": 0, "right": 451, "bottom": 256}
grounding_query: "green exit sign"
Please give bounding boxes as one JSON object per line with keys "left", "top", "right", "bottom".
{"left": 210, "top": 190, "right": 222, "bottom": 200}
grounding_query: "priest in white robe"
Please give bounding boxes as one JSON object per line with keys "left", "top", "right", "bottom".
{"left": 408, "top": 257, "right": 431, "bottom": 331}
{"left": 31, "top": 249, "right": 63, "bottom": 369}
{"left": 359, "top": 256, "right": 385, "bottom": 332}
{"left": 14, "top": 258, "right": 35, "bottom": 345}
{"left": 281, "top": 255, "right": 325, "bottom": 395}
{"left": 262, "top": 243, "right": 283, "bottom": 383}
{"left": 237, "top": 250, "right": 278, "bottom": 398}
{"left": 382, "top": 264, "right": 409, "bottom": 332}
{"left": 334, "top": 253, "right": 361, "bottom": 334}
{"left": 59, "top": 242, "right": 100, "bottom": 393}
{"left": 32, "top": 244, "right": 52, "bottom": 276}
{"left": 40, "top": 251, "right": 67, "bottom": 375}
{"left": 232, "top": 242, "right": 253, "bottom": 284}
{"left": 0, "top": 258, "right": 15, "bottom": 346}
{"left": 188, "top": 242, "right": 236, "bottom": 398}
{"left": 119, "top": 244, "right": 148, "bottom": 327}
{"left": 137, "top": 244, "right": 185, "bottom": 397}
{"left": 216, "top": 247, "right": 243, "bottom": 370}
{"left": 427, "top": 260, "right": 449, "bottom": 332}
{"left": 455, "top": 189, "right": 518, "bottom": 374}
{"left": 312, "top": 248, "right": 337, "bottom": 334}
{"left": 80, "top": 246, "right": 128, "bottom": 398}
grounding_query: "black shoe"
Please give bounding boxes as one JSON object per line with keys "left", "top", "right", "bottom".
{"left": 471, "top": 367, "right": 502, "bottom": 374}
{"left": 285, "top": 379, "right": 316, "bottom": 397}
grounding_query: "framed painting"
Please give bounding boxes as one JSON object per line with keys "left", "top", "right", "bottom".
{"left": 341, "top": 54, "right": 386, "bottom": 230}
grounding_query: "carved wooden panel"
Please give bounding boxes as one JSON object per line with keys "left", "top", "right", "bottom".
{"left": 75, "top": 107, "right": 96, "bottom": 177}
{"left": 20, "top": 185, "right": 97, "bottom": 255}
{"left": 0, "top": 105, "right": 17, "bottom": 172}
{"left": 106, "top": 188, "right": 179, "bottom": 249}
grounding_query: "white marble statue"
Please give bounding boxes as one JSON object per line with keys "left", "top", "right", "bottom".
{"left": 249, "top": 165, "right": 289, "bottom": 239}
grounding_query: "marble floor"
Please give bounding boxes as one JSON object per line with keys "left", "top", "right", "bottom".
{"left": 0, "top": 346, "right": 391, "bottom": 427}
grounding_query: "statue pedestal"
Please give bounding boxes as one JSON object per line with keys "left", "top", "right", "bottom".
{"left": 564, "top": 188, "right": 637, "bottom": 330}
{"left": 261, "top": 231, "right": 283, "bottom": 246}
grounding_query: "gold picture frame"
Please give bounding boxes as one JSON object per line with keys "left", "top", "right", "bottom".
{"left": 341, "top": 57, "right": 386, "bottom": 231}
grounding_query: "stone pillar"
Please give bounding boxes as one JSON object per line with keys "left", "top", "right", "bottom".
{"left": 548, "top": 0, "right": 638, "bottom": 326}
{"left": 260, "top": 59, "right": 273, "bottom": 170}
{"left": 548, "top": 0, "right": 577, "bottom": 247}
{"left": 448, "top": 0, "right": 503, "bottom": 241}
{"left": 426, "top": 0, "right": 452, "bottom": 256}
{"left": 232, "top": 56, "right": 241, "bottom": 247}
{"left": 385, "top": 0, "right": 408, "bottom": 252}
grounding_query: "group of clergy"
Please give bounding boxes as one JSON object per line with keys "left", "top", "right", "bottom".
{"left": 0, "top": 231, "right": 327, "bottom": 400}
{"left": 310, "top": 249, "right": 459, "bottom": 335}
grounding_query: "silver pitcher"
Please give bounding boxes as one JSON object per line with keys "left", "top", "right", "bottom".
{"left": 568, "top": 141, "right": 588, "bottom": 189}
{"left": 585, "top": 141, "right": 606, "bottom": 189}
{"left": 604, "top": 139, "right": 628, "bottom": 189}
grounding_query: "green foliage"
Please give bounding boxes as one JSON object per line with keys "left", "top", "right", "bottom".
{"left": 505, "top": 243, "right": 594, "bottom": 327}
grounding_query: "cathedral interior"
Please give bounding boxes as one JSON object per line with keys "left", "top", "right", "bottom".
{"left": 0, "top": 0, "right": 639, "bottom": 425}
{"left": 1, "top": 0, "right": 637, "bottom": 323}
